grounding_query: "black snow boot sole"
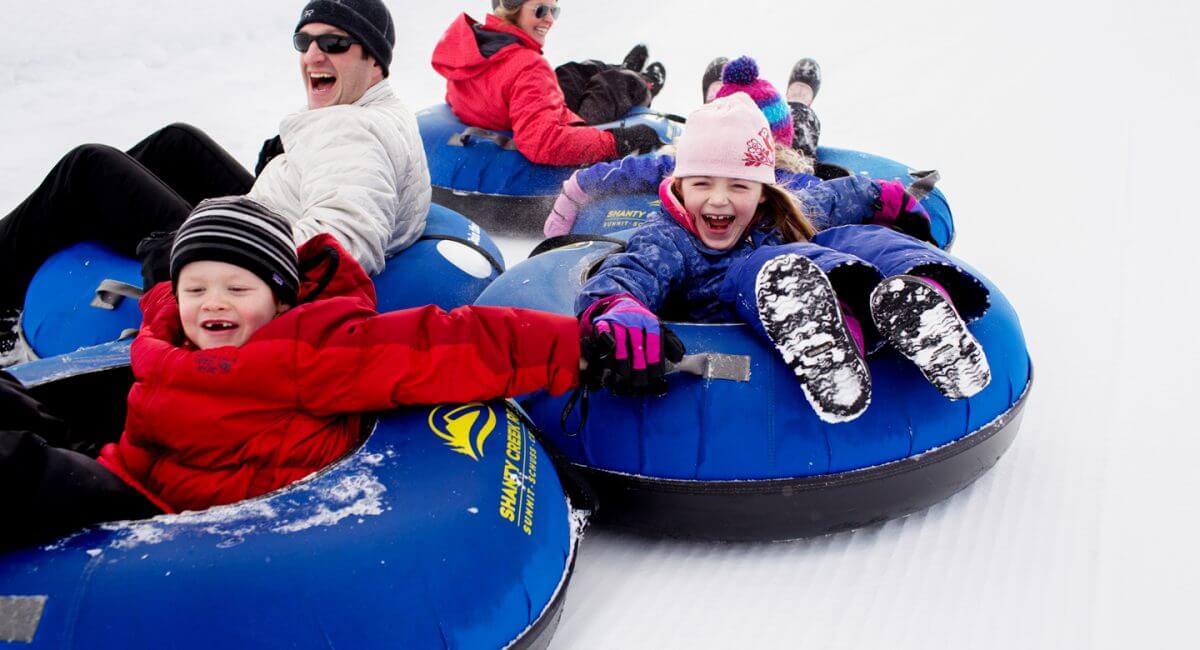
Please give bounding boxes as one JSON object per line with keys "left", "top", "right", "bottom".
{"left": 622, "top": 43, "right": 649, "bottom": 73}
{"left": 643, "top": 62, "right": 666, "bottom": 99}
{"left": 755, "top": 254, "right": 872, "bottom": 423}
{"left": 702, "top": 56, "right": 729, "bottom": 103}
{"left": 1, "top": 308, "right": 35, "bottom": 368}
{"left": 870, "top": 275, "right": 991, "bottom": 400}
{"left": 788, "top": 57, "right": 822, "bottom": 100}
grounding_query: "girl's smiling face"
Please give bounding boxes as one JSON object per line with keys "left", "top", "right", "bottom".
{"left": 177, "top": 260, "right": 288, "bottom": 349}
{"left": 679, "top": 176, "right": 766, "bottom": 250}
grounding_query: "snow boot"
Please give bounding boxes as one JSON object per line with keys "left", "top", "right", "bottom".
{"left": 787, "top": 57, "right": 822, "bottom": 106}
{"left": 622, "top": 43, "right": 649, "bottom": 73}
{"left": 702, "top": 56, "right": 729, "bottom": 103}
{"left": 0, "top": 308, "right": 34, "bottom": 369}
{"left": 870, "top": 275, "right": 991, "bottom": 399}
{"left": 642, "top": 62, "right": 666, "bottom": 100}
{"left": 755, "top": 253, "right": 872, "bottom": 423}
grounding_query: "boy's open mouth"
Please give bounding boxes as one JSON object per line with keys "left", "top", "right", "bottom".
{"left": 201, "top": 320, "right": 239, "bottom": 332}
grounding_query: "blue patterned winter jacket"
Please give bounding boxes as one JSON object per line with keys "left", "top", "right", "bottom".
{"left": 577, "top": 173, "right": 883, "bottom": 321}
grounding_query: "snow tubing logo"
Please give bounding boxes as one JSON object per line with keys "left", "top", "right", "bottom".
{"left": 429, "top": 403, "right": 496, "bottom": 461}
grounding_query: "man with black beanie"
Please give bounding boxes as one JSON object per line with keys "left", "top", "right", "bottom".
{"left": 0, "top": 0, "right": 430, "bottom": 369}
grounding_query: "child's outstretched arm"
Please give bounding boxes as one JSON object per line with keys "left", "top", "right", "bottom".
{"left": 545, "top": 155, "right": 676, "bottom": 237}
{"left": 292, "top": 304, "right": 580, "bottom": 415}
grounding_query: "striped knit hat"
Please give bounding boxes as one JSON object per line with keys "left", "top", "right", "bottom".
{"left": 170, "top": 197, "right": 300, "bottom": 305}
{"left": 714, "top": 56, "right": 794, "bottom": 148}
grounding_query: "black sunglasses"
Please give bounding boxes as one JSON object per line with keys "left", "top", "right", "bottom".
{"left": 292, "top": 32, "right": 358, "bottom": 54}
{"left": 533, "top": 4, "right": 561, "bottom": 20}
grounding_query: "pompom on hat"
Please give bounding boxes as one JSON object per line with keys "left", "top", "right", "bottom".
{"left": 673, "top": 92, "right": 777, "bottom": 185}
{"left": 714, "top": 56, "right": 794, "bottom": 148}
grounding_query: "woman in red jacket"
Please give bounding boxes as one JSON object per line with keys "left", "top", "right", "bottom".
{"left": 432, "top": 0, "right": 666, "bottom": 166}
{"left": 0, "top": 197, "right": 581, "bottom": 549}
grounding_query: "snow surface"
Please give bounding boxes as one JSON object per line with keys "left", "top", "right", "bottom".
{"left": 3, "top": 1, "right": 1199, "bottom": 647}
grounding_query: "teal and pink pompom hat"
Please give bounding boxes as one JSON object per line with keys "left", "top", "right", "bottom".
{"left": 713, "top": 56, "right": 794, "bottom": 148}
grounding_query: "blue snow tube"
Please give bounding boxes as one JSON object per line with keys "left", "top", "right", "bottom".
{"left": 20, "top": 204, "right": 504, "bottom": 359}
{"left": 418, "top": 103, "right": 684, "bottom": 237}
{"left": 568, "top": 146, "right": 956, "bottom": 250}
{"left": 476, "top": 233, "right": 1031, "bottom": 541}
{"left": 0, "top": 354, "right": 577, "bottom": 649}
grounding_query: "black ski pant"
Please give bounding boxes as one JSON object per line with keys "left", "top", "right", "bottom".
{"left": 790, "top": 101, "right": 822, "bottom": 160}
{"left": 0, "top": 372, "right": 160, "bottom": 550}
{"left": 556, "top": 60, "right": 651, "bottom": 125}
{"left": 0, "top": 123, "right": 255, "bottom": 311}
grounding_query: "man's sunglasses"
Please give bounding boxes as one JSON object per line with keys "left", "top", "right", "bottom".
{"left": 292, "top": 32, "right": 358, "bottom": 55}
{"left": 532, "top": 4, "right": 561, "bottom": 20}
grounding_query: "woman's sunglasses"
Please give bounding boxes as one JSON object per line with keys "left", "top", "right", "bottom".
{"left": 533, "top": 4, "right": 561, "bottom": 20}
{"left": 292, "top": 32, "right": 358, "bottom": 55}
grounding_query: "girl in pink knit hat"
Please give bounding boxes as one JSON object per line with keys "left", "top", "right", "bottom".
{"left": 544, "top": 56, "right": 829, "bottom": 238}
{"left": 576, "top": 94, "right": 992, "bottom": 423}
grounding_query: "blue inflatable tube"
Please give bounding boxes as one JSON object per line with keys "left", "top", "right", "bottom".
{"left": 568, "top": 146, "right": 956, "bottom": 250}
{"left": 1, "top": 353, "right": 578, "bottom": 649}
{"left": 476, "top": 234, "right": 1031, "bottom": 541}
{"left": 20, "top": 204, "right": 504, "bottom": 360}
{"left": 418, "top": 103, "right": 684, "bottom": 237}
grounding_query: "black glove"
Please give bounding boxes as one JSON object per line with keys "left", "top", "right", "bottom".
{"left": 873, "top": 180, "right": 936, "bottom": 245}
{"left": 136, "top": 230, "right": 176, "bottom": 289}
{"left": 608, "top": 125, "right": 664, "bottom": 158}
{"left": 896, "top": 207, "right": 935, "bottom": 245}
{"left": 578, "top": 294, "right": 686, "bottom": 396}
{"left": 254, "top": 134, "right": 285, "bottom": 177}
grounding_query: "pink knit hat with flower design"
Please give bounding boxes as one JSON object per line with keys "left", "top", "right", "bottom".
{"left": 673, "top": 92, "right": 777, "bottom": 184}
{"left": 713, "top": 56, "right": 794, "bottom": 148}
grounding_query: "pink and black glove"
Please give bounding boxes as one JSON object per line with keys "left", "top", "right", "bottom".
{"left": 874, "top": 180, "right": 935, "bottom": 244}
{"left": 578, "top": 293, "right": 685, "bottom": 396}
{"left": 544, "top": 172, "right": 589, "bottom": 237}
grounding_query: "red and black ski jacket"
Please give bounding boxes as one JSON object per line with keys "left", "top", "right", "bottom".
{"left": 431, "top": 13, "right": 618, "bottom": 166}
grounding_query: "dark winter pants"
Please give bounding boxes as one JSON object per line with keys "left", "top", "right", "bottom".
{"left": 0, "top": 372, "right": 160, "bottom": 550}
{"left": 790, "top": 102, "right": 822, "bottom": 160}
{"left": 720, "top": 225, "right": 990, "bottom": 350}
{"left": 0, "top": 123, "right": 254, "bottom": 311}
{"left": 556, "top": 60, "right": 651, "bottom": 125}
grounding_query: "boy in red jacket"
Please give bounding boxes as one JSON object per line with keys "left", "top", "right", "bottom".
{"left": 1, "top": 197, "right": 580, "bottom": 548}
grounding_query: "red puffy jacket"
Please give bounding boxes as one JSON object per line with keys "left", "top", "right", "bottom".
{"left": 99, "top": 235, "right": 580, "bottom": 513}
{"left": 431, "top": 13, "right": 618, "bottom": 166}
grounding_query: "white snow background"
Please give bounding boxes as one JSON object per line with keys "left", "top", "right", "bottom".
{"left": 2, "top": 1, "right": 1198, "bottom": 647}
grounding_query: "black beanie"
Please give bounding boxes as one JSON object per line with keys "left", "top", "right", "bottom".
{"left": 170, "top": 197, "right": 300, "bottom": 306}
{"left": 297, "top": 0, "right": 395, "bottom": 78}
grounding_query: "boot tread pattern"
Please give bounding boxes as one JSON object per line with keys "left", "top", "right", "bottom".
{"left": 755, "top": 254, "right": 871, "bottom": 423}
{"left": 870, "top": 275, "right": 991, "bottom": 399}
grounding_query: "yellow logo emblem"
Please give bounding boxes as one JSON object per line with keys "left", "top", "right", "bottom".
{"left": 429, "top": 403, "right": 496, "bottom": 462}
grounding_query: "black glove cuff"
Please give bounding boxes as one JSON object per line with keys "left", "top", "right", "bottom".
{"left": 609, "top": 125, "right": 663, "bottom": 158}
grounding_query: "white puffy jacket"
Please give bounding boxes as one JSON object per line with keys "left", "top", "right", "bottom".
{"left": 248, "top": 81, "right": 431, "bottom": 275}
